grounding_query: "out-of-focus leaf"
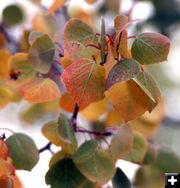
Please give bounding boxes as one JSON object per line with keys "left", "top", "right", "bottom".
{"left": 6, "top": 133, "right": 39, "bottom": 171}
{"left": 155, "top": 148, "right": 180, "bottom": 173}
{"left": 61, "top": 59, "right": 105, "bottom": 109}
{"left": 64, "top": 19, "right": 99, "bottom": 61}
{"left": 29, "top": 34, "right": 55, "bottom": 74}
{"left": 28, "top": 31, "right": 44, "bottom": 46}
{"left": 101, "top": 18, "right": 106, "bottom": 63}
{"left": 49, "top": 151, "right": 65, "bottom": 168}
{"left": 112, "top": 167, "right": 131, "bottom": 188}
{"left": 122, "top": 132, "right": 148, "bottom": 164}
{"left": 73, "top": 140, "right": 98, "bottom": 164}
{"left": 47, "top": 0, "right": 65, "bottom": 15}
{"left": 20, "top": 30, "right": 31, "bottom": 52}
{"left": 0, "top": 179, "right": 13, "bottom": 188}
{"left": 2, "top": 5, "right": 24, "bottom": 26}
{"left": 0, "top": 85, "right": 13, "bottom": 109}
{"left": 0, "top": 141, "right": 9, "bottom": 160}
{"left": 85, "top": 0, "right": 97, "bottom": 4}
{"left": 134, "top": 165, "right": 165, "bottom": 188}
{"left": 0, "top": 33, "right": 7, "bottom": 49}
{"left": 45, "top": 158, "right": 85, "bottom": 188}
{"left": 143, "top": 144, "right": 157, "bottom": 165}
{"left": 6, "top": 53, "right": 36, "bottom": 88}
{"left": 58, "top": 114, "right": 77, "bottom": 151}
{"left": 105, "top": 59, "right": 141, "bottom": 90}
{"left": 81, "top": 99, "right": 107, "bottom": 121}
{"left": 110, "top": 125, "right": 133, "bottom": 160}
{"left": 114, "top": 15, "right": 128, "bottom": 32}
{"left": 13, "top": 175, "right": 23, "bottom": 188}
{"left": 131, "top": 32, "right": 170, "bottom": 65}
{"left": 0, "top": 159, "right": 15, "bottom": 179}
{"left": 105, "top": 110, "right": 123, "bottom": 126}
{"left": 59, "top": 92, "right": 76, "bottom": 113}
{"left": 0, "top": 50, "right": 11, "bottom": 79}
{"left": 19, "top": 78, "right": 61, "bottom": 103}
{"left": 77, "top": 150, "right": 115, "bottom": 185}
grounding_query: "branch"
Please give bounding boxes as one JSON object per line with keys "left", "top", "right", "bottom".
{"left": 39, "top": 142, "right": 53, "bottom": 154}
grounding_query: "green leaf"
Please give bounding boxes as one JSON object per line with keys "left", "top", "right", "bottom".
{"left": 131, "top": 32, "right": 170, "bottom": 65}
{"left": 77, "top": 150, "right": 116, "bottom": 185}
{"left": 73, "top": 140, "right": 98, "bottom": 163}
{"left": 28, "top": 34, "right": 55, "bottom": 74}
{"left": 112, "top": 167, "right": 131, "bottom": 188}
{"left": 81, "top": 180, "right": 100, "bottom": 188}
{"left": 58, "top": 113, "right": 77, "bottom": 148}
{"left": 2, "top": 5, "right": 24, "bottom": 26}
{"left": 133, "top": 71, "right": 161, "bottom": 112}
{"left": 61, "top": 59, "right": 105, "bottom": 109}
{"left": 110, "top": 125, "right": 133, "bottom": 160}
{"left": 6, "top": 133, "right": 39, "bottom": 171}
{"left": 101, "top": 18, "right": 106, "bottom": 63}
{"left": 105, "top": 59, "right": 141, "bottom": 90}
{"left": 45, "top": 158, "right": 85, "bottom": 188}
{"left": 64, "top": 18, "right": 99, "bottom": 60}
{"left": 49, "top": 151, "right": 66, "bottom": 167}
{"left": 155, "top": 148, "right": 180, "bottom": 173}
{"left": 122, "top": 132, "right": 148, "bottom": 164}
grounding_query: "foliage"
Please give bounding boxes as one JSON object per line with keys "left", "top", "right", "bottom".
{"left": 0, "top": 1, "right": 178, "bottom": 188}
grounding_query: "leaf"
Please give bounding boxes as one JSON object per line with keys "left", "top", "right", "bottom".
{"left": 2, "top": 5, "right": 24, "bottom": 26}
{"left": 6, "top": 133, "right": 39, "bottom": 171}
{"left": 58, "top": 114, "right": 77, "bottom": 149}
{"left": 85, "top": 0, "right": 97, "bottom": 4}
{"left": 0, "top": 159, "right": 15, "bottom": 179}
{"left": 110, "top": 125, "right": 133, "bottom": 160}
{"left": 112, "top": 167, "right": 131, "bottom": 188}
{"left": 0, "top": 32, "right": 7, "bottom": 49}
{"left": 47, "top": 0, "right": 64, "bottom": 15}
{"left": 0, "top": 141, "right": 9, "bottom": 160}
{"left": 28, "top": 34, "right": 55, "bottom": 74}
{"left": 42, "top": 121, "right": 63, "bottom": 146}
{"left": 105, "top": 110, "right": 123, "bottom": 126}
{"left": 0, "top": 50, "right": 11, "bottom": 79}
{"left": 6, "top": 53, "right": 36, "bottom": 88}
{"left": 101, "top": 18, "right": 106, "bottom": 63}
{"left": 64, "top": 18, "right": 99, "bottom": 61}
{"left": 114, "top": 15, "right": 128, "bottom": 32}
{"left": 49, "top": 151, "right": 65, "bottom": 168}
{"left": 131, "top": 32, "right": 170, "bottom": 65}
{"left": 19, "top": 78, "right": 61, "bottom": 103}
{"left": 0, "top": 179, "right": 13, "bottom": 188}
{"left": 105, "top": 81, "right": 147, "bottom": 122}
{"left": 81, "top": 99, "right": 107, "bottom": 121}
{"left": 143, "top": 144, "right": 157, "bottom": 164}
{"left": 77, "top": 150, "right": 116, "bottom": 185}
{"left": 0, "top": 85, "right": 13, "bottom": 109}
{"left": 45, "top": 158, "right": 85, "bottom": 188}
{"left": 105, "top": 59, "right": 141, "bottom": 90}
{"left": 73, "top": 140, "right": 98, "bottom": 164}
{"left": 59, "top": 92, "right": 76, "bottom": 113}
{"left": 81, "top": 180, "right": 100, "bottom": 188}
{"left": 28, "top": 31, "right": 44, "bottom": 46}
{"left": 61, "top": 59, "right": 105, "bottom": 108}
{"left": 122, "top": 132, "right": 148, "bottom": 164}
{"left": 61, "top": 55, "right": 73, "bottom": 69}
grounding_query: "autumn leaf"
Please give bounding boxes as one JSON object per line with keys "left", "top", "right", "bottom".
{"left": 0, "top": 32, "right": 7, "bottom": 49}
{"left": 105, "top": 59, "right": 141, "bottom": 90}
{"left": 0, "top": 50, "right": 11, "bottom": 79}
{"left": 131, "top": 32, "right": 170, "bottom": 65}
{"left": 47, "top": 0, "right": 64, "bottom": 15}
{"left": 114, "top": 15, "right": 128, "bottom": 33}
{"left": 61, "top": 59, "right": 105, "bottom": 108}
{"left": 0, "top": 141, "right": 9, "bottom": 160}
{"left": 64, "top": 19, "right": 99, "bottom": 61}
{"left": 0, "top": 159, "right": 15, "bottom": 179}
{"left": 0, "top": 85, "right": 13, "bottom": 109}
{"left": 19, "top": 78, "right": 61, "bottom": 103}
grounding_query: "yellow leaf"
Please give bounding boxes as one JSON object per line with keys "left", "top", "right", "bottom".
{"left": 0, "top": 85, "right": 13, "bottom": 109}
{"left": 105, "top": 110, "right": 123, "bottom": 126}
{"left": 47, "top": 0, "right": 64, "bottom": 15}
{"left": 0, "top": 50, "right": 11, "bottom": 79}
{"left": 61, "top": 55, "right": 73, "bottom": 69}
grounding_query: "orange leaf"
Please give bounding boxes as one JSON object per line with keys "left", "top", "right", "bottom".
{"left": 19, "top": 78, "right": 61, "bottom": 103}
{"left": 47, "top": 0, "right": 64, "bottom": 15}
{"left": 114, "top": 15, "right": 128, "bottom": 33}
{"left": 61, "top": 59, "right": 105, "bottom": 108}
{"left": 13, "top": 175, "right": 23, "bottom": 188}
{"left": 59, "top": 92, "right": 76, "bottom": 113}
{"left": 85, "top": 0, "right": 97, "bottom": 4}
{"left": 0, "top": 179, "right": 13, "bottom": 188}
{"left": 0, "top": 50, "right": 11, "bottom": 79}
{"left": 0, "top": 141, "right": 9, "bottom": 160}
{"left": 0, "top": 159, "right": 15, "bottom": 179}
{"left": 0, "top": 33, "right": 7, "bottom": 49}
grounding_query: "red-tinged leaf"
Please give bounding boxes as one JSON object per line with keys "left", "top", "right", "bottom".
{"left": 105, "top": 59, "right": 141, "bottom": 90}
{"left": 131, "top": 32, "right": 170, "bottom": 65}
{"left": 0, "top": 159, "right": 15, "bottom": 179}
{"left": 105, "top": 80, "right": 156, "bottom": 122}
{"left": 47, "top": 0, "right": 64, "bottom": 15}
{"left": 64, "top": 19, "right": 99, "bottom": 61}
{"left": 61, "top": 59, "right": 105, "bottom": 108}
{"left": 0, "top": 141, "right": 9, "bottom": 160}
{"left": 19, "top": 78, "right": 61, "bottom": 103}
{"left": 0, "top": 50, "right": 11, "bottom": 79}
{"left": 114, "top": 15, "right": 128, "bottom": 33}
{"left": 0, "top": 179, "right": 13, "bottom": 188}
{"left": 115, "top": 30, "right": 131, "bottom": 59}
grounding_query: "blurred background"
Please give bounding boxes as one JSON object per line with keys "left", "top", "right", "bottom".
{"left": 0, "top": 0, "right": 180, "bottom": 187}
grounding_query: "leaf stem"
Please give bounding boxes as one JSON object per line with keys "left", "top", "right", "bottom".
{"left": 39, "top": 142, "right": 53, "bottom": 154}
{"left": 71, "top": 104, "right": 79, "bottom": 130}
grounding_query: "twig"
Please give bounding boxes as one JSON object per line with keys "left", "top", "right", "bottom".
{"left": 39, "top": 142, "right": 53, "bottom": 154}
